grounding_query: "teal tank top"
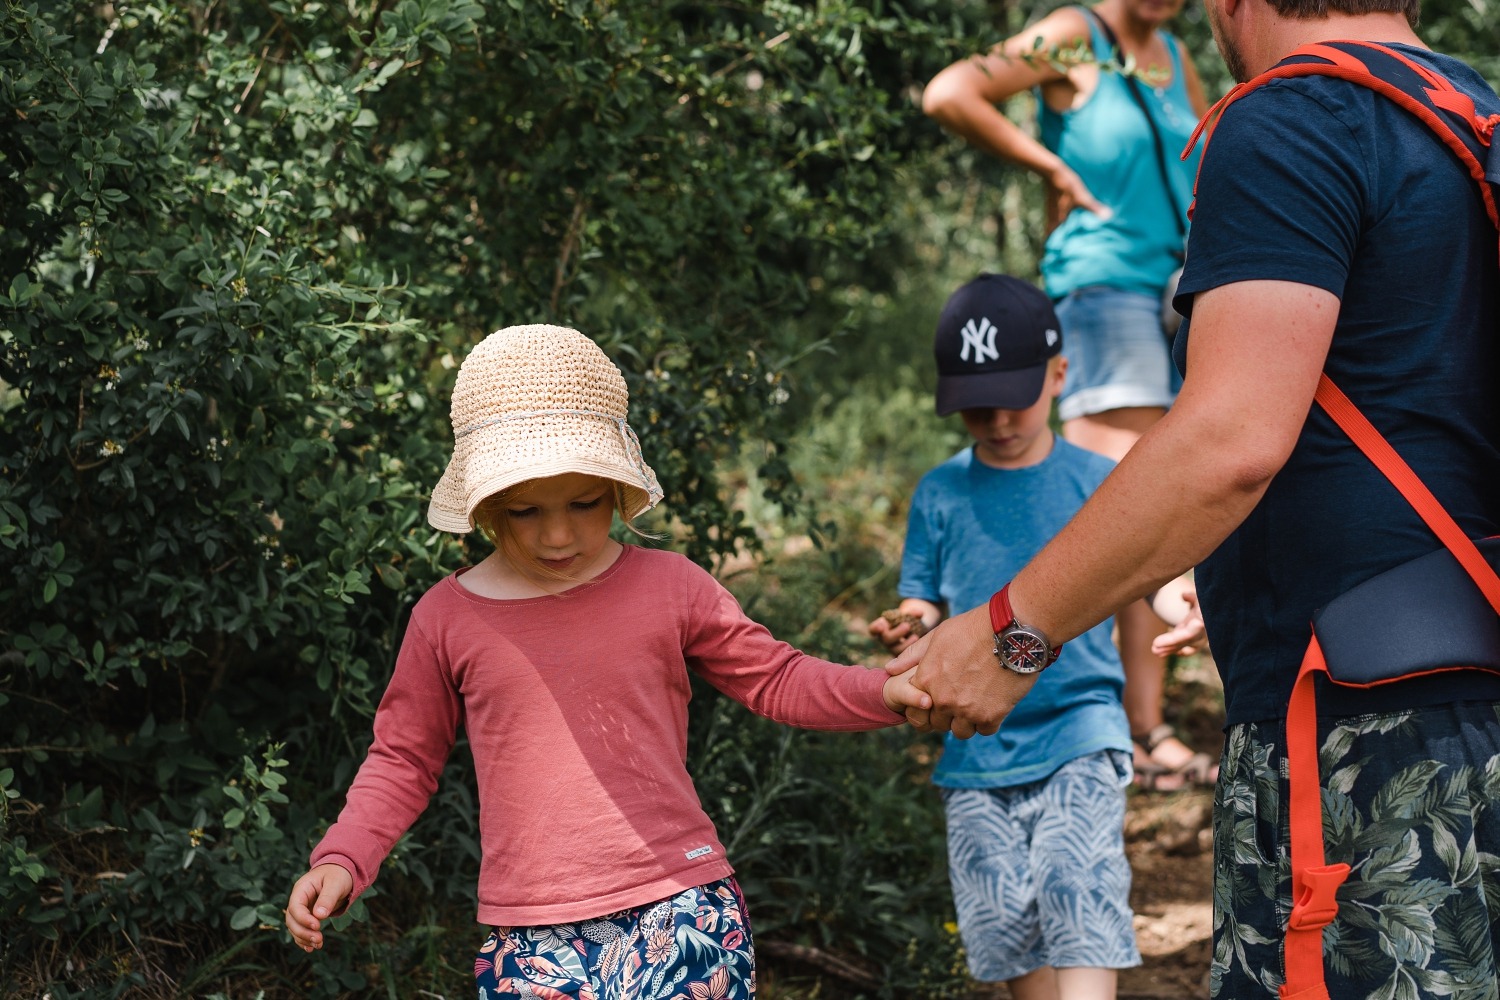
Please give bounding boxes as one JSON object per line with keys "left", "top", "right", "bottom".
{"left": 1037, "top": 13, "right": 1201, "bottom": 298}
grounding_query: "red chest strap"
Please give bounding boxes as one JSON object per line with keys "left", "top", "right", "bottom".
{"left": 1183, "top": 41, "right": 1500, "bottom": 249}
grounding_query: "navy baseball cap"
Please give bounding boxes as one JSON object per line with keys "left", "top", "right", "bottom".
{"left": 933, "top": 274, "right": 1062, "bottom": 416}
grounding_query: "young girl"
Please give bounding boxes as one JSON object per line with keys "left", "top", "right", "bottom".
{"left": 284, "top": 324, "right": 928, "bottom": 1000}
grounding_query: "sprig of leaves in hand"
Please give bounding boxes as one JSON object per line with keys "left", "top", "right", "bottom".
{"left": 1020, "top": 34, "right": 1174, "bottom": 88}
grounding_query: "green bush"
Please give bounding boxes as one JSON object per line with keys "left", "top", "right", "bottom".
{"left": 0, "top": 0, "right": 985, "bottom": 996}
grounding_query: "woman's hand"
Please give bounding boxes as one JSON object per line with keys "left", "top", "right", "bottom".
{"left": 1047, "top": 161, "right": 1110, "bottom": 221}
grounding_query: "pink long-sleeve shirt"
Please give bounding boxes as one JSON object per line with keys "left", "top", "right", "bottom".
{"left": 310, "top": 545, "right": 901, "bottom": 926}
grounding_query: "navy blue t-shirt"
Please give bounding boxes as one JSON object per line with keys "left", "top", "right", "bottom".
{"left": 1173, "top": 45, "right": 1500, "bottom": 725}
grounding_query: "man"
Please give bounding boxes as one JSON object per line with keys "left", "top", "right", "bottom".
{"left": 891, "top": 0, "right": 1500, "bottom": 995}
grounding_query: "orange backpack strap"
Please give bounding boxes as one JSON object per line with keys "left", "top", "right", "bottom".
{"left": 1280, "top": 377, "right": 1500, "bottom": 999}
{"left": 1281, "top": 634, "right": 1349, "bottom": 1000}
{"left": 1182, "top": 40, "right": 1500, "bottom": 249}
{"left": 1315, "top": 376, "right": 1500, "bottom": 614}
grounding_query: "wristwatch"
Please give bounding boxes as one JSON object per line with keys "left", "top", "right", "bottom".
{"left": 988, "top": 584, "right": 1062, "bottom": 675}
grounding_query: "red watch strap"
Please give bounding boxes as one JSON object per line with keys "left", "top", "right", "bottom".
{"left": 989, "top": 584, "right": 1065, "bottom": 663}
{"left": 989, "top": 584, "right": 1013, "bottom": 635}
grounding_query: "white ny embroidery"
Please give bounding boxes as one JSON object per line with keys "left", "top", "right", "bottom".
{"left": 959, "top": 317, "right": 999, "bottom": 364}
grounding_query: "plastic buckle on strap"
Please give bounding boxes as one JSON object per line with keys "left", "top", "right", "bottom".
{"left": 1287, "top": 864, "right": 1351, "bottom": 931}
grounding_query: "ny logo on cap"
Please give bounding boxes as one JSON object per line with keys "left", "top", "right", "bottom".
{"left": 959, "top": 317, "right": 999, "bottom": 364}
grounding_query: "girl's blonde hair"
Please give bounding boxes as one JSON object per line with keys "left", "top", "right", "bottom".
{"left": 471, "top": 477, "right": 654, "bottom": 584}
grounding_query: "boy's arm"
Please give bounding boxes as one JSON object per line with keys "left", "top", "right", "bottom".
{"left": 869, "top": 598, "right": 945, "bottom": 654}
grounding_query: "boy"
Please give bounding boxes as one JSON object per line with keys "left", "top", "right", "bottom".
{"left": 870, "top": 273, "right": 1149, "bottom": 1000}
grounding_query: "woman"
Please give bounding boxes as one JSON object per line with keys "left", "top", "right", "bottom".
{"left": 923, "top": 0, "right": 1215, "bottom": 791}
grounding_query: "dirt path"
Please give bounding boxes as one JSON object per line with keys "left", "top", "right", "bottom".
{"left": 1118, "top": 786, "right": 1216, "bottom": 999}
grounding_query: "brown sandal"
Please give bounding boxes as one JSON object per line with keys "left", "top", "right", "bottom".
{"left": 1132, "top": 724, "right": 1217, "bottom": 791}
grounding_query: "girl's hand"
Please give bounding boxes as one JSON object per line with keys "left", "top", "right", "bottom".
{"left": 285, "top": 863, "right": 354, "bottom": 952}
{"left": 882, "top": 665, "right": 932, "bottom": 716}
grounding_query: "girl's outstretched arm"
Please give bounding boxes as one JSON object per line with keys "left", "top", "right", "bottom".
{"left": 285, "top": 862, "right": 354, "bottom": 952}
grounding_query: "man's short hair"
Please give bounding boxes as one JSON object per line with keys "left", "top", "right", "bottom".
{"left": 1267, "top": 0, "right": 1419, "bottom": 27}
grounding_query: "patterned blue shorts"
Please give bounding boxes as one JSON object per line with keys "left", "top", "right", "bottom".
{"left": 942, "top": 749, "right": 1141, "bottom": 982}
{"left": 474, "top": 877, "right": 755, "bottom": 1000}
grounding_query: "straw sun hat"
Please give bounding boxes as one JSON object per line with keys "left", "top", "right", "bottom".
{"left": 427, "top": 324, "right": 664, "bottom": 534}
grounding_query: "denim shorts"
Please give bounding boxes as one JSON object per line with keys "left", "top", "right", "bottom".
{"left": 942, "top": 749, "right": 1140, "bottom": 983}
{"left": 474, "top": 877, "right": 755, "bottom": 999}
{"left": 1054, "top": 286, "right": 1181, "bottom": 422}
{"left": 1212, "top": 702, "right": 1500, "bottom": 998}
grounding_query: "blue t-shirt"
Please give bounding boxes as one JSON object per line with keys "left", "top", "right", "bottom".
{"left": 898, "top": 439, "right": 1130, "bottom": 788}
{"left": 1174, "top": 46, "right": 1500, "bottom": 725}
{"left": 1037, "top": 16, "right": 1200, "bottom": 299}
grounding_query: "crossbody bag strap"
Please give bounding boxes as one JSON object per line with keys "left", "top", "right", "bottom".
{"left": 1314, "top": 375, "right": 1500, "bottom": 611}
{"left": 1083, "top": 7, "right": 1188, "bottom": 242}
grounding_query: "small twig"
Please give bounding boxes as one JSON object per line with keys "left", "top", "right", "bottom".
{"left": 233, "top": 45, "right": 271, "bottom": 115}
{"left": 549, "top": 197, "right": 587, "bottom": 315}
{"left": 756, "top": 939, "right": 882, "bottom": 989}
{"left": 795, "top": 558, "right": 896, "bottom": 645}
{"left": 0, "top": 745, "right": 93, "bottom": 754}
{"left": 67, "top": 425, "right": 151, "bottom": 472}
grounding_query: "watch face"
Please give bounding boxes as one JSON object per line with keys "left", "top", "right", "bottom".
{"left": 994, "top": 626, "right": 1052, "bottom": 674}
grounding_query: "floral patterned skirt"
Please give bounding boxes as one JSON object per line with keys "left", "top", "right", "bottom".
{"left": 475, "top": 877, "right": 755, "bottom": 1000}
{"left": 1212, "top": 702, "right": 1500, "bottom": 999}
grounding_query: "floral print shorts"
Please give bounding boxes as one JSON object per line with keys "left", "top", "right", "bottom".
{"left": 475, "top": 877, "right": 755, "bottom": 1000}
{"left": 1212, "top": 702, "right": 1500, "bottom": 999}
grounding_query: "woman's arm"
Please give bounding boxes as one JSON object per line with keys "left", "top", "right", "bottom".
{"left": 1179, "top": 40, "right": 1210, "bottom": 117}
{"left": 922, "top": 6, "right": 1106, "bottom": 218}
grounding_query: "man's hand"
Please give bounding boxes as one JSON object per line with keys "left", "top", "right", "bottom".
{"left": 285, "top": 863, "right": 353, "bottom": 952}
{"left": 885, "top": 604, "right": 1038, "bottom": 739}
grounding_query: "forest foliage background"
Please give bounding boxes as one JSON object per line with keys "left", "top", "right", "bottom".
{"left": 1, "top": 0, "right": 1495, "bottom": 997}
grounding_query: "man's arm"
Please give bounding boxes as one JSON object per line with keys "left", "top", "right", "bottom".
{"left": 890, "top": 280, "right": 1339, "bottom": 737}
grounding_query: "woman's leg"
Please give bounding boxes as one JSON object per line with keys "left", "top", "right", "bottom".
{"left": 1055, "top": 289, "right": 1210, "bottom": 786}
{"left": 1061, "top": 406, "right": 1163, "bottom": 463}
{"left": 1064, "top": 409, "right": 1211, "bottom": 787}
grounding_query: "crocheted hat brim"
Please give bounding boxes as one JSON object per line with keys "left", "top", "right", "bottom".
{"left": 426, "top": 325, "right": 662, "bottom": 534}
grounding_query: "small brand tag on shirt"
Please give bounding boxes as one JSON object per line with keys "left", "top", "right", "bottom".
{"left": 684, "top": 845, "right": 714, "bottom": 860}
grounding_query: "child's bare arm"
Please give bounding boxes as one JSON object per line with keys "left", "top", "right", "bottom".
{"left": 868, "top": 598, "right": 944, "bottom": 654}
{"left": 285, "top": 863, "right": 353, "bottom": 952}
